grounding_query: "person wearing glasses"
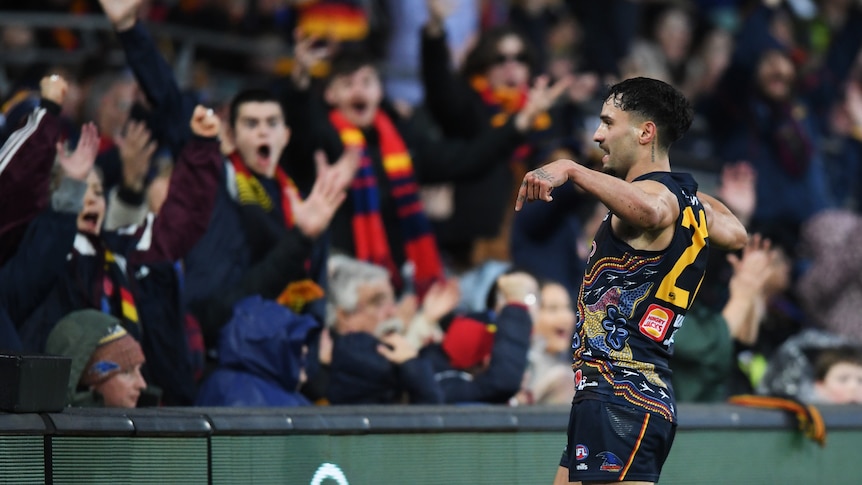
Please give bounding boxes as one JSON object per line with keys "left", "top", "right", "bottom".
{"left": 420, "top": 0, "right": 570, "bottom": 269}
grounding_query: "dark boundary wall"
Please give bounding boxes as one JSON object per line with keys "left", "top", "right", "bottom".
{"left": 1, "top": 403, "right": 862, "bottom": 484}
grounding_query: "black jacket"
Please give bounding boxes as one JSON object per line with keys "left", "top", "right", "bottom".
{"left": 281, "top": 79, "right": 528, "bottom": 273}
{"left": 327, "top": 331, "right": 444, "bottom": 405}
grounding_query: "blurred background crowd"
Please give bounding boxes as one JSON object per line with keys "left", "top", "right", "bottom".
{"left": 2, "top": 0, "right": 862, "bottom": 411}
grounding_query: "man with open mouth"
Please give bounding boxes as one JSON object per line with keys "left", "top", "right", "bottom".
{"left": 284, "top": 33, "right": 565, "bottom": 301}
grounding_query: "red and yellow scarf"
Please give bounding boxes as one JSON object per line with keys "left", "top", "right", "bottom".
{"left": 228, "top": 150, "right": 297, "bottom": 228}
{"left": 470, "top": 75, "right": 552, "bottom": 163}
{"left": 96, "top": 247, "right": 139, "bottom": 338}
{"left": 329, "top": 109, "right": 444, "bottom": 297}
{"left": 470, "top": 76, "right": 551, "bottom": 131}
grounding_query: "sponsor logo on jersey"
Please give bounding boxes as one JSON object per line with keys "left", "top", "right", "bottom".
{"left": 576, "top": 463, "right": 589, "bottom": 471}
{"left": 638, "top": 303, "right": 675, "bottom": 341}
{"left": 575, "top": 369, "right": 584, "bottom": 391}
{"left": 575, "top": 444, "right": 589, "bottom": 460}
{"left": 598, "top": 451, "right": 624, "bottom": 472}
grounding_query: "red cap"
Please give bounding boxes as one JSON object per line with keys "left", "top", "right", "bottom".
{"left": 442, "top": 316, "right": 496, "bottom": 370}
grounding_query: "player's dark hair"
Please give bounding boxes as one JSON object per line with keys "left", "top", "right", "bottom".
{"left": 605, "top": 77, "right": 694, "bottom": 151}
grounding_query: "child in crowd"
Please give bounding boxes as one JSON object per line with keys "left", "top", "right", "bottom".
{"left": 46, "top": 309, "right": 147, "bottom": 408}
{"left": 812, "top": 346, "right": 862, "bottom": 405}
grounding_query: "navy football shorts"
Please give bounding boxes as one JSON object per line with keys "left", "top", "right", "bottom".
{"left": 559, "top": 399, "right": 676, "bottom": 483}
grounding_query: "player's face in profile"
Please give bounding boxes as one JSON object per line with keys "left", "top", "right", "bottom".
{"left": 592, "top": 98, "right": 639, "bottom": 178}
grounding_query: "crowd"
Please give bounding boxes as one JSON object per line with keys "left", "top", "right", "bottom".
{"left": 2, "top": 0, "right": 862, "bottom": 411}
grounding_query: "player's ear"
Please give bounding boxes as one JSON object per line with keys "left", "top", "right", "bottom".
{"left": 639, "top": 121, "right": 657, "bottom": 145}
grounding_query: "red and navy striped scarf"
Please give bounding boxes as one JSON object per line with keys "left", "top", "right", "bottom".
{"left": 228, "top": 150, "right": 297, "bottom": 228}
{"left": 329, "top": 109, "right": 444, "bottom": 297}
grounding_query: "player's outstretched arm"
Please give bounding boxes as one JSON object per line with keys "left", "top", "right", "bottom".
{"left": 517, "top": 158, "right": 678, "bottom": 232}
{"left": 697, "top": 191, "right": 748, "bottom": 251}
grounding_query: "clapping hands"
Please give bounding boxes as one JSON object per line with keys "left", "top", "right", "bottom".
{"left": 57, "top": 122, "right": 99, "bottom": 181}
{"left": 514, "top": 75, "right": 571, "bottom": 133}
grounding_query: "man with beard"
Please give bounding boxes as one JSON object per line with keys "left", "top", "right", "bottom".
{"left": 517, "top": 77, "right": 748, "bottom": 485}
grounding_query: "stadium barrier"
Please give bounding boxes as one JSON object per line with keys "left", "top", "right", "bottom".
{"left": 2, "top": 403, "right": 862, "bottom": 484}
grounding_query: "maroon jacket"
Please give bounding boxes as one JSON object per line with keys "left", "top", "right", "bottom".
{"left": 0, "top": 100, "right": 62, "bottom": 265}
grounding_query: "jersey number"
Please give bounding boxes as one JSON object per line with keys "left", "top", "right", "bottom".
{"left": 654, "top": 206, "right": 708, "bottom": 309}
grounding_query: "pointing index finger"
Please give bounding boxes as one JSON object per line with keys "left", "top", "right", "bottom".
{"left": 515, "top": 179, "right": 528, "bottom": 211}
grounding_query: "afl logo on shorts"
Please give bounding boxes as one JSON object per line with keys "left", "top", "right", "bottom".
{"left": 575, "top": 444, "right": 589, "bottom": 461}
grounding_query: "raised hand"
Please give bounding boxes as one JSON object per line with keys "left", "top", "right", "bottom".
{"left": 420, "top": 278, "right": 461, "bottom": 323}
{"left": 328, "top": 146, "right": 362, "bottom": 192}
{"left": 190, "top": 105, "right": 221, "bottom": 138}
{"left": 514, "top": 158, "right": 576, "bottom": 210}
{"left": 725, "top": 233, "right": 775, "bottom": 343}
{"left": 397, "top": 293, "right": 419, "bottom": 330}
{"left": 425, "top": 0, "right": 455, "bottom": 35}
{"left": 717, "top": 161, "right": 757, "bottom": 226}
{"left": 115, "top": 120, "right": 156, "bottom": 192}
{"left": 98, "top": 0, "right": 141, "bottom": 31}
{"left": 289, "top": 151, "right": 348, "bottom": 239}
{"left": 497, "top": 272, "right": 539, "bottom": 306}
{"left": 40, "top": 74, "right": 68, "bottom": 106}
{"left": 514, "top": 75, "right": 571, "bottom": 133}
{"left": 727, "top": 234, "right": 774, "bottom": 287}
{"left": 291, "top": 29, "right": 338, "bottom": 89}
{"left": 57, "top": 122, "right": 99, "bottom": 181}
{"left": 496, "top": 271, "right": 540, "bottom": 321}
{"left": 845, "top": 81, "right": 862, "bottom": 128}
